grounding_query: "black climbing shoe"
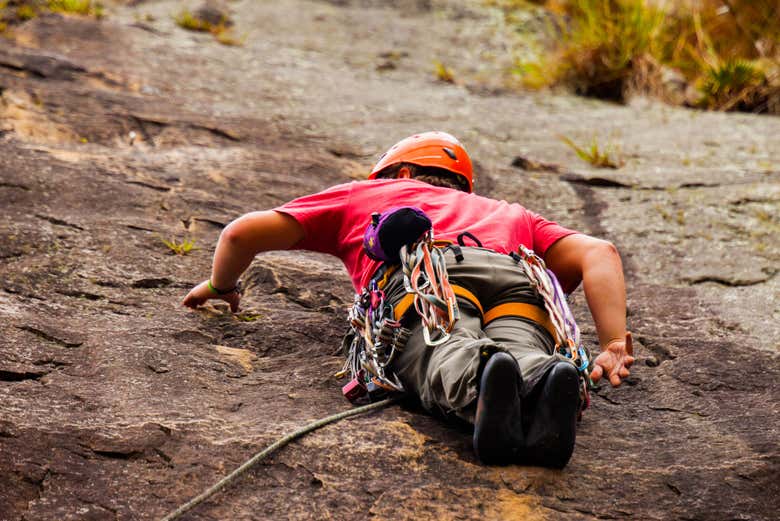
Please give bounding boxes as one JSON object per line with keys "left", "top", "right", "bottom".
{"left": 473, "top": 352, "right": 524, "bottom": 465}
{"left": 523, "top": 361, "right": 580, "bottom": 469}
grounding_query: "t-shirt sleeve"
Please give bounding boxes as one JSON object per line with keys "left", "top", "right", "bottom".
{"left": 529, "top": 211, "right": 579, "bottom": 256}
{"left": 274, "top": 182, "right": 353, "bottom": 255}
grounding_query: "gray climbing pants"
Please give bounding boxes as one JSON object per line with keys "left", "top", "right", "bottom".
{"left": 383, "top": 247, "right": 570, "bottom": 423}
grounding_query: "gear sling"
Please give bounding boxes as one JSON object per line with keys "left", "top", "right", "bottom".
{"left": 337, "top": 207, "right": 591, "bottom": 411}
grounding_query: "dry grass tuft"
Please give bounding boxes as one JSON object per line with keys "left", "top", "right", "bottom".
{"left": 1, "top": 0, "right": 103, "bottom": 32}
{"left": 174, "top": 9, "right": 212, "bottom": 32}
{"left": 434, "top": 60, "right": 456, "bottom": 83}
{"left": 160, "top": 237, "right": 197, "bottom": 256}
{"left": 214, "top": 29, "right": 245, "bottom": 47}
{"left": 507, "top": 0, "right": 780, "bottom": 113}
{"left": 559, "top": 0, "right": 664, "bottom": 100}
{"left": 174, "top": 8, "right": 243, "bottom": 47}
{"left": 47, "top": 0, "right": 103, "bottom": 17}
{"left": 560, "top": 135, "right": 624, "bottom": 168}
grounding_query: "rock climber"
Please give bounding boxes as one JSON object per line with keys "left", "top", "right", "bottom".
{"left": 182, "top": 131, "right": 634, "bottom": 467}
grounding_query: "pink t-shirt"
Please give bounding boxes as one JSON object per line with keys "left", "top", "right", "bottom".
{"left": 275, "top": 179, "right": 578, "bottom": 291}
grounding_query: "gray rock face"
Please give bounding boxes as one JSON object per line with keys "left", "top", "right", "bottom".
{"left": 1, "top": 1, "right": 778, "bottom": 520}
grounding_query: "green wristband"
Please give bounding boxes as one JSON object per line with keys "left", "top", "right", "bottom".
{"left": 207, "top": 279, "right": 238, "bottom": 295}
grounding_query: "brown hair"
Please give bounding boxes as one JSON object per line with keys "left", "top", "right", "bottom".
{"left": 374, "top": 163, "right": 469, "bottom": 192}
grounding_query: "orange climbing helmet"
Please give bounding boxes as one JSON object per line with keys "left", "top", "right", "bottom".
{"left": 369, "top": 131, "right": 474, "bottom": 192}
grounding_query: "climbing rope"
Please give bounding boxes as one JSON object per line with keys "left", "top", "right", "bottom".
{"left": 400, "top": 231, "right": 459, "bottom": 346}
{"left": 159, "top": 396, "right": 400, "bottom": 521}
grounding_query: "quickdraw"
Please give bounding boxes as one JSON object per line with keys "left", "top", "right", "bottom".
{"left": 512, "top": 245, "right": 593, "bottom": 409}
{"left": 336, "top": 278, "right": 409, "bottom": 402}
{"left": 337, "top": 207, "right": 440, "bottom": 403}
{"left": 400, "top": 230, "right": 460, "bottom": 347}
{"left": 337, "top": 230, "right": 462, "bottom": 402}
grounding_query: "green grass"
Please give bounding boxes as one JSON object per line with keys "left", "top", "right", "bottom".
{"left": 47, "top": 0, "right": 103, "bottom": 17}
{"left": 174, "top": 8, "right": 243, "bottom": 46}
{"left": 559, "top": 135, "right": 623, "bottom": 169}
{"left": 515, "top": 0, "right": 665, "bottom": 100}
{"left": 698, "top": 59, "right": 766, "bottom": 110}
{"left": 174, "top": 9, "right": 213, "bottom": 32}
{"left": 1, "top": 0, "right": 103, "bottom": 31}
{"left": 160, "top": 237, "right": 196, "bottom": 256}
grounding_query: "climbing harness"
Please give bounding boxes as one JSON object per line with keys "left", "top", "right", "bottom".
{"left": 159, "top": 396, "right": 400, "bottom": 521}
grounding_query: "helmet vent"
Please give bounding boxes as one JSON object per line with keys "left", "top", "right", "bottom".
{"left": 442, "top": 147, "right": 457, "bottom": 160}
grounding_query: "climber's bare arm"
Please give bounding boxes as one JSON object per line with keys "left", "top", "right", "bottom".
{"left": 544, "top": 233, "right": 634, "bottom": 387}
{"left": 182, "top": 211, "right": 304, "bottom": 311}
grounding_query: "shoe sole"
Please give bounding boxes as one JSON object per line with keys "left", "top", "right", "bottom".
{"left": 473, "top": 353, "right": 522, "bottom": 465}
{"left": 524, "top": 362, "right": 579, "bottom": 468}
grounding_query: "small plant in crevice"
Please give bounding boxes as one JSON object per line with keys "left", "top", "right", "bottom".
{"left": 160, "top": 237, "right": 197, "bottom": 256}
{"left": 434, "top": 60, "right": 456, "bottom": 83}
{"left": 214, "top": 29, "right": 245, "bottom": 47}
{"left": 559, "top": 135, "right": 624, "bottom": 169}
{"left": 234, "top": 312, "right": 262, "bottom": 322}
{"left": 654, "top": 203, "right": 672, "bottom": 222}
{"left": 174, "top": 8, "right": 243, "bottom": 47}
{"left": 174, "top": 9, "right": 212, "bottom": 32}
{"left": 134, "top": 12, "right": 155, "bottom": 23}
